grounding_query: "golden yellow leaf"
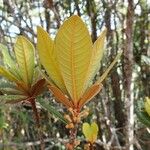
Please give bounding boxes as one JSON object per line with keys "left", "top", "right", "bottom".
{"left": 55, "top": 15, "right": 92, "bottom": 105}
{"left": 145, "top": 97, "right": 150, "bottom": 116}
{"left": 90, "top": 122, "right": 99, "bottom": 143}
{"left": 82, "top": 29, "right": 107, "bottom": 93}
{"left": 82, "top": 122, "right": 99, "bottom": 143}
{"left": 14, "top": 36, "right": 34, "bottom": 86}
{"left": 82, "top": 123, "right": 91, "bottom": 140}
{"left": 37, "top": 26, "right": 67, "bottom": 93}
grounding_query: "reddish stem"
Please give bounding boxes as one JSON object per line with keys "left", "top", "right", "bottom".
{"left": 29, "top": 98, "right": 45, "bottom": 150}
{"left": 30, "top": 98, "right": 40, "bottom": 127}
{"left": 89, "top": 142, "right": 94, "bottom": 150}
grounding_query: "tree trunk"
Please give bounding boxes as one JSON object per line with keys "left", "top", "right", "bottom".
{"left": 123, "top": 0, "right": 134, "bottom": 149}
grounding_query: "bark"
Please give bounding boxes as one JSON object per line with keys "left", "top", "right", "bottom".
{"left": 45, "top": 9, "right": 51, "bottom": 32}
{"left": 123, "top": 0, "right": 134, "bottom": 149}
{"left": 86, "top": 0, "right": 97, "bottom": 42}
{"left": 103, "top": 1, "right": 126, "bottom": 146}
{"left": 111, "top": 71, "right": 125, "bottom": 129}
{"left": 43, "top": 0, "right": 61, "bottom": 28}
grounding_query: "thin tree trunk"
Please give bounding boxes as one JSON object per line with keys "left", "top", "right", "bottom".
{"left": 103, "top": 1, "right": 126, "bottom": 147}
{"left": 86, "top": 0, "right": 97, "bottom": 42}
{"left": 74, "top": 0, "right": 81, "bottom": 16}
{"left": 123, "top": 0, "right": 134, "bottom": 149}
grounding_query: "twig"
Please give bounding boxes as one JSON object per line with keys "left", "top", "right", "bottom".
{"left": 0, "top": 138, "right": 67, "bottom": 148}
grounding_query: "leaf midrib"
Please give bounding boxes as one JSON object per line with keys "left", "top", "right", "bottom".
{"left": 70, "top": 20, "right": 77, "bottom": 102}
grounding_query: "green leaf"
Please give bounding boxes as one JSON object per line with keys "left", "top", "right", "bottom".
{"left": 14, "top": 36, "right": 35, "bottom": 86}
{"left": 145, "top": 97, "right": 150, "bottom": 116}
{"left": 0, "top": 43, "right": 21, "bottom": 79}
{"left": 0, "top": 110, "right": 8, "bottom": 129}
{"left": 136, "top": 109, "right": 150, "bottom": 127}
{"left": 0, "top": 95, "right": 27, "bottom": 105}
{"left": 0, "top": 80, "right": 15, "bottom": 89}
{"left": 135, "top": 100, "right": 150, "bottom": 127}
{"left": 0, "top": 87, "right": 23, "bottom": 95}
{"left": 38, "top": 98, "right": 68, "bottom": 124}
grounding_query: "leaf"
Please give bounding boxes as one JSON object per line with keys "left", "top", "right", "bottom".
{"left": 135, "top": 109, "right": 150, "bottom": 127}
{"left": 0, "top": 44, "right": 12, "bottom": 66}
{"left": 38, "top": 98, "right": 68, "bottom": 124}
{"left": 0, "top": 112, "right": 8, "bottom": 129}
{"left": 37, "top": 26, "right": 67, "bottom": 93}
{"left": 15, "top": 81, "right": 30, "bottom": 94}
{"left": 0, "top": 80, "right": 15, "bottom": 89}
{"left": 95, "top": 52, "right": 122, "bottom": 84}
{"left": 38, "top": 68, "right": 56, "bottom": 86}
{"left": 78, "top": 83, "right": 103, "bottom": 109}
{"left": 48, "top": 85, "right": 73, "bottom": 108}
{"left": 31, "top": 79, "right": 46, "bottom": 96}
{"left": 0, "top": 95, "right": 27, "bottom": 105}
{"left": 0, "top": 87, "right": 23, "bottom": 95}
{"left": 31, "top": 66, "right": 41, "bottom": 85}
{"left": 82, "top": 123, "right": 91, "bottom": 140}
{"left": 55, "top": 15, "right": 92, "bottom": 105}
{"left": 14, "top": 36, "right": 35, "bottom": 86}
{"left": 6, "top": 96, "right": 34, "bottom": 104}
{"left": 82, "top": 29, "right": 107, "bottom": 93}
{"left": 0, "top": 66, "right": 19, "bottom": 82}
{"left": 82, "top": 122, "right": 99, "bottom": 143}
{"left": 138, "top": 112, "right": 150, "bottom": 127}
{"left": 141, "top": 55, "right": 150, "bottom": 65}
{"left": 0, "top": 44, "right": 21, "bottom": 79}
{"left": 145, "top": 97, "right": 150, "bottom": 116}
{"left": 91, "top": 122, "right": 99, "bottom": 141}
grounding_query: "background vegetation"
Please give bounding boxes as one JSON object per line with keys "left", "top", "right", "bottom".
{"left": 0, "top": 0, "right": 149, "bottom": 149}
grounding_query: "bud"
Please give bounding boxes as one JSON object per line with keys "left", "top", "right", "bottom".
{"left": 64, "top": 114, "right": 72, "bottom": 123}
{"left": 84, "top": 143, "right": 90, "bottom": 150}
{"left": 68, "top": 107, "right": 74, "bottom": 115}
{"left": 73, "top": 116, "right": 78, "bottom": 122}
{"left": 76, "top": 116, "right": 81, "bottom": 123}
{"left": 74, "top": 139, "right": 80, "bottom": 146}
{"left": 66, "top": 143, "right": 73, "bottom": 150}
{"left": 65, "top": 123, "right": 74, "bottom": 129}
{"left": 80, "top": 109, "right": 89, "bottom": 118}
